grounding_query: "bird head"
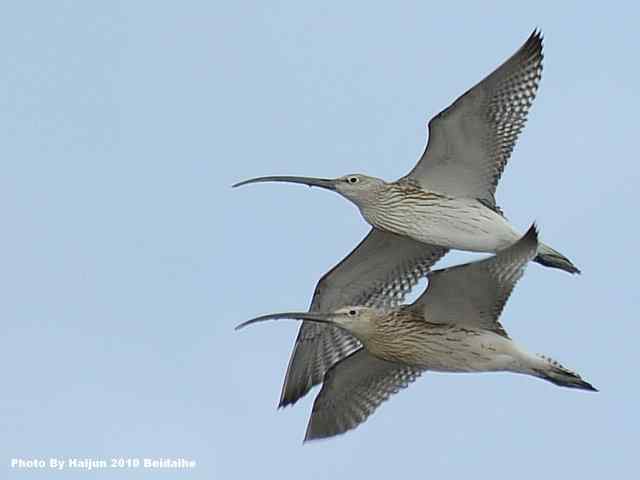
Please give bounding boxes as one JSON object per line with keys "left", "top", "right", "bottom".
{"left": 333, "top": 174, "right": 386, "bottom": 205}
{"left": 328, "top": 306, "right": 379, "bottom": 337}
{"left": 235, "top": 305, "right": 379, "bottom": 341}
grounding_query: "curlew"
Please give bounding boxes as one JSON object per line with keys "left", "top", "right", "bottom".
{"left": 237, "top": 226, "right": 595, "bottom": 441}
{"left": 234, "top": 30, "right": 579, "bottom": 274}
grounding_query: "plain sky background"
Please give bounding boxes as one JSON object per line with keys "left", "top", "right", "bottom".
{"left": 1, "top": 1, "right": 638, "bottom": 478}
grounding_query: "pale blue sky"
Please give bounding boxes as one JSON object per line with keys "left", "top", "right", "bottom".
{"left": 1, "top": 1, "right": 638, "bottom": 479}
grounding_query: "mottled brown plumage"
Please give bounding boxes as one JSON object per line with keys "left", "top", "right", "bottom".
{"left": 237, "top": 227, "right": 596, "bottom": 441}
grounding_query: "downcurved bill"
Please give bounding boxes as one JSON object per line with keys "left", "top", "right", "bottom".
{"left": 232, "top": 176, "right": 336, "bottom": 190}
{"left": 235, "top": 311, "right": 338, "bottom": 331}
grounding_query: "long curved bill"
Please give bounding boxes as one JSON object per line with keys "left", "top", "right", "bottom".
{"left": 232, "top": 176, "right": 336, "bottom": 190}
{"left": 235, "top": 311, "right": 337, "bottom": 331}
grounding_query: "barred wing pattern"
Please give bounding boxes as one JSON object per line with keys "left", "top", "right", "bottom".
{"left": 405, "top": 30, "right": 544, "bottom": 206}
{"left": 305, "top": 349, "right": 424, "bottom": 441}
{"left": 279, "top": 229, "right": 447, "bottom": 407}
{"left": 412, "top": 225, "right": 539, "bottom": 336}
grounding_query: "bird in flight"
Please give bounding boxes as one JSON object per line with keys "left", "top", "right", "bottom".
{"left": 237, "top": 226, "right": 596, "bottom": 441}
{"left": 234, "top": 30, "right": 579, "bottom": 275}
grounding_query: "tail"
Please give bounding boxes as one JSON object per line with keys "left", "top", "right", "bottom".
{"left": 534, "top": 355, "right": 597, "bottom": 392}
{"left": 535, "top": 243, "right": 580, "bottom": 274}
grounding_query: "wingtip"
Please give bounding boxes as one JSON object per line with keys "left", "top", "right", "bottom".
{"left": 522, "top": 222, "right": 540, "bottom": 245}
{"left": 303, "top": 425, "right": 335, "bottom": 443}
{"left": 528, "top": 28, "right": 544, "bottom": 47}
{"left": 277, "top": 393, "right": 298, "bottom": 409}
{"left": 500, "top": 223, "right": 539, "bottom": 264}
{"left": 303, "top": 422, "right": 319, "bottom": 443}
{"left": 523, "top": 28, "right": 544, "bottom": 64}
{"left": 531, "top": 27, "right": 544, "bottom": 42}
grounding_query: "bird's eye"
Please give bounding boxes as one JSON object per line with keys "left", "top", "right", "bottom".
{"left": 347, "top": 177, "right": 359, "bottom": 184}
{"left": 348, "top": 310, "right": 357, "bottom": 316}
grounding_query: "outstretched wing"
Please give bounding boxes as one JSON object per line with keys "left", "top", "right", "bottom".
{"left": 304, "top": 348, "right": 424, "bottom": 441}
{"left": 411, "top": 225, "right": 539, "bottom": 336}
{"left": 279, "top": 229, "right": 446, "bottom": 407}
{"left": 404, "top": 30, "right": 543, "bottom": 206}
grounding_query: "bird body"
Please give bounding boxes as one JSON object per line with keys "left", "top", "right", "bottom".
{"left": 356, "top": 309, "right": 522, "bottom": 372}
{"left": 347, "top": 178, "right": 575, "bottom": 271}
{"left": 359, "top": 179, "right": 520, "bottom": 252}
{"left": 337, "top": 307, "right": 588, "bottom": 391}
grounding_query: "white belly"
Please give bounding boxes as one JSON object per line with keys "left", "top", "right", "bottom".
{"left": 364, "top": 197, "right": 520, "bottom": 252}
{"left": 417, "top": 331, "right": 530, "bottom": 374}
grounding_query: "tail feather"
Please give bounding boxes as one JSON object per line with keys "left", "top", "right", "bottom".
{"left": 535, "top": 243, "right": 580, "bottom": 274}
{"left": 535, "top": 355, "right": 597, "bottom": 392}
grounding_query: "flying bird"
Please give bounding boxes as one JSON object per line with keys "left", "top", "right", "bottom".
{"left": 237, "top": 226, "right": 596, "bottom": 441}
{"left": 234, "top": 30, "right": 579, "bottom": 274}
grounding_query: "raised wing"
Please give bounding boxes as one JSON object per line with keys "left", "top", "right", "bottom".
{"left": 279, "top": 229, "right": 446, "bottom": 407}
{"left": 404, "top": 30, "right": 543, "bottom": 206}
{"left": 305, "top": 348, "right": 424, "bottom": 441}
{"left": 411, "top": 225, "right": 539, "bottom": 336}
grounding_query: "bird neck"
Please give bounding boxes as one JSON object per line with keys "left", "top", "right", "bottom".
{"left": 362, "top": 310, "right": 433, "bottom": 366}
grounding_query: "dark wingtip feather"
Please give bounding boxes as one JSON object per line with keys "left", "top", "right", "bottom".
{"left": 534, "top": 254, "right": 581, "bottom": 275}
{"left": 520, "top": 28, "right": 544, "bottom": 65}
{"left": 278, "top": 382, "right": 308, "bottom": 409}
{"left": 506, "top": 223, "right": 540, "bottom": 259}
{"left": 523, "top": 222, "right": 540, "bottom": 244}
{"left": 527, "top": 28, "right": 544, "bottom": 50}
